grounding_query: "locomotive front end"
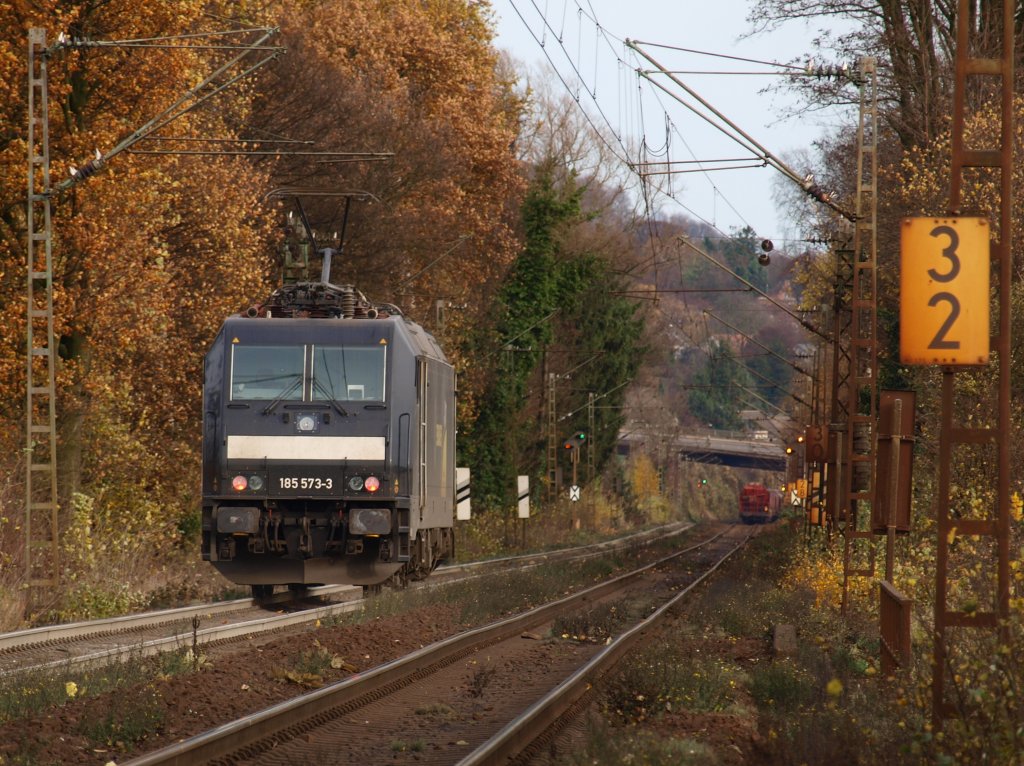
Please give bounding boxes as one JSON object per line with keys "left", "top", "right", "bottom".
{"left": 200, "top": 284, "right": 455, "bottom": 595}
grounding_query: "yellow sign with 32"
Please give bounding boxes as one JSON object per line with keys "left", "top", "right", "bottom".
{"left": 899, "top": 217, "right": 990, "bottom": 365}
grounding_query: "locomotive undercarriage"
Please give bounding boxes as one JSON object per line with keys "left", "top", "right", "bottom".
{"left": 203, "top": 500, "right": 453, "bottom": 588}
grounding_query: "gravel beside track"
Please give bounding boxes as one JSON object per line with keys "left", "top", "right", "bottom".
{"left": 124, "top": 523, "right": 750, "bottom": 765}
{"left": 0, "top": 521, "right": 705, "bottom": 765}
{"left": 0, "top": 523, "right": 691, "bottom": 679}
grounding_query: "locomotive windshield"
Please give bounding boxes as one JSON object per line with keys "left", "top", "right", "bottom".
{"left": 231, "top": 345, "right": 306, "bottom": 401}
{"left": 311, "top": 346, "right": 386, "bottom": 401}
{"left": 229, "top": 343, "right": 386, "bottom": 402}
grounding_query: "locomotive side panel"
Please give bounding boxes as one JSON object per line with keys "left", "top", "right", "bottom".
{"left": 418, "top": 355, "right": 455, "bottom": 529}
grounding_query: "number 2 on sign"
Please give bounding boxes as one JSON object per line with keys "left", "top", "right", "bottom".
{"left": 899, "top": 217, "right": 989, "bottom": 366}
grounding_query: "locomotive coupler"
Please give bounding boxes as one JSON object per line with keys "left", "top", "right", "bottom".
{"left": 268, "top": 514, "right": 286, "bottom": 553}
{"left": 218, "top": 536, "right": 236, "bottom": 561}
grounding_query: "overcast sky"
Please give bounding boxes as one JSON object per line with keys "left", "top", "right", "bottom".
{"left": 491, "top": 0, "right": 856, "bottom": 247}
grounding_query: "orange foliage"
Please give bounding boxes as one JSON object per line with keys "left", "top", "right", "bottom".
{"left": 254, "top": 0, "right": 526, "bottom": 419}
{"left": 0, "top": 0, "right": 524, "bottom": 608}
{"left": 0, "top": 1, "right": 277, "bottom": 576}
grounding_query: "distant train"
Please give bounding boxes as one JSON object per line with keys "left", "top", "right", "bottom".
{"left": 739, "top": 482, "right": 782, "bottom": 524}
{"left": 200, "top": 282, "right": 456, "bottom": 597}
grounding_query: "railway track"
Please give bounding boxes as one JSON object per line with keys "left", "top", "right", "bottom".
{"left": 122, "top": 523, "right": 754, "bottom": 765}
{"left": 0, "top": 522, "right": 692, "bottom": 678}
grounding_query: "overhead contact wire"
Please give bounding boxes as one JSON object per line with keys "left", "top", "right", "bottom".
{"left": 509, "top": 0, "right": 632, "bottom": 163}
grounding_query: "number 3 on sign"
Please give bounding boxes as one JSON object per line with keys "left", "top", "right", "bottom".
{"left": 900, "top": 217, "right": 989, "bottom": 365}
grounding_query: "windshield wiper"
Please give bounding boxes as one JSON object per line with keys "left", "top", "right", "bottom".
{"left": 311, "top": 377, "right": 349, "bottom": 417}
{"left": 262, "top": 375, "right": 304, "bottom": 415}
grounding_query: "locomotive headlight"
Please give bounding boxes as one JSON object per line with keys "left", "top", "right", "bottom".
{"left": 248, "top": 475, "right": 264, "bottom": 491}
{"left": 232, "top": 475, "right": 248, "bottom": 491}
{"left": 347, "top": 476, "right": 364, "bottom": 492}
{"left": 296, "top": 414, "right": 317, "bottom": 432}
{"left": 364, "top": 476, "right": 381, "bottom": 493}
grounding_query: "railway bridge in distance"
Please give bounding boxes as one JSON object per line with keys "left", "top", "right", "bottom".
{"left": 618, "top": 430, "right": 789, "bottom": 472}
{"left": 675, "top": 431, "right": 788, "bottom": 472}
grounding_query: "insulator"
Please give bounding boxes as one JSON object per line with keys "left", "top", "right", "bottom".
{"left": 71, "top": 158, "right": 103, "bottom": 182}
{"left": 340, "top": 286, "right": 355, "bottom": 318}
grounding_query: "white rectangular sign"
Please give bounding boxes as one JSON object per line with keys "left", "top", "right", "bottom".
{"left": 456, "top": 467, "right": 471, "bottom": 520}
{"left": 517, "top": 475, "right": 530, "bottom": 519}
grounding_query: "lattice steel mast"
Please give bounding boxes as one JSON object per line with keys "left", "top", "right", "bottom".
{"left": 24, "top": 29, "right": 60, "bottom": 612}
{"left": 840, "top": 58, "right": 880, "bottom": 612}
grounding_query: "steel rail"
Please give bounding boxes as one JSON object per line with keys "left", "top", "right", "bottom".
{"left": 121, "top": 527, "right": 728, "bottom": 766}
{"left": 457, "top": 529, "right": 754, "bottom": 765}
{"left": 2, "top": 597, "right": 365, "bottom": 678}
{"left": 0, "top": 522, "right": 693, "bottom": 677}
{"left": 0, "top": 588, "right": 350, "bottom": 653}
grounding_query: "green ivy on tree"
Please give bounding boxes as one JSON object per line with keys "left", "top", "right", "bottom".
{"left": 460, "top": 160, "right": 644, "bottom": 510}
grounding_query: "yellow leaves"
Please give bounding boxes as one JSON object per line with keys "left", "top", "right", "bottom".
{"left": 65, "top": 681, "right": 78, "bottom": 698}
{"left": 826, "top": 678, "right": 843, "bottom": 697}
{"left": 780, "top": 544, "right": 846, "bottom": 610}
{"left": 1011, "top": 492, "right": 1023, "bottom": 522}
{"left": 629, "top": 453, "right": 660, "bottom": 498}
{"left": 276, "top": 669, "right": 324, "bottom": 688}
{"left": 331, "top": 656, "right": 357, "bottom": 672}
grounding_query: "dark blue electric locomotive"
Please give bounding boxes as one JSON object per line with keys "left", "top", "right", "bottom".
{"left": 201, "top": 282, "right": 455, "bottom": 596}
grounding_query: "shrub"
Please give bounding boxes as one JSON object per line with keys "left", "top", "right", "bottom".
{"left": 603, "top": 640, "right": 740, "bottom": 721}
{"left": 749, "top": 661, "right": 815, "bottom": 711}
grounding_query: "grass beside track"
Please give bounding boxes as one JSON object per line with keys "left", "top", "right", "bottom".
{"left": 560, "top": 523, "right": 922, "bottom": 766}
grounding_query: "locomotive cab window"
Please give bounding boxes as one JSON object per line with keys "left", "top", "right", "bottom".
{"left": 230, "top": 345, "right": 306, "bottom": 401}
{"left": 311, "top": 346, "right": 386, "bottom": 402}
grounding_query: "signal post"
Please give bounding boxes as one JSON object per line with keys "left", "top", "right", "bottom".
{"left": 562, "top": 431, "right": 587, "bottom": 529}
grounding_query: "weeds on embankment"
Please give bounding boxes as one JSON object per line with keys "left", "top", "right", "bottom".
{"left": 568, "top": 524, "right": 923, "bottom": 765}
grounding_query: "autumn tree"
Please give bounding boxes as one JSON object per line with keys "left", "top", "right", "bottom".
{"left": 0, "top": 1, "right": 277, "bottom": 616}
{"left": 249, "top": 0, "right": 526, "bottom": 425}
